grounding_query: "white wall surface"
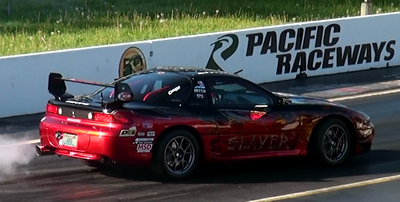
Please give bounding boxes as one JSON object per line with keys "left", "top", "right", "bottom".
{"left": 1, "top": 12, "right": 399, "bottom": 118}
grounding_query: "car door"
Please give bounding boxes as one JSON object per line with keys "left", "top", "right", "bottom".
{"left": 205, "top": 76, "right": 300, "bottom": 156}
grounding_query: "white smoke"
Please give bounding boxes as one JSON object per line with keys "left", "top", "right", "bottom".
{"left": 0, "top": 135, "right": 37, "bottom": 182}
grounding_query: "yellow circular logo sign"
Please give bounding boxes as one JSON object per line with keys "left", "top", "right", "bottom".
{"left": 119, "top": 47, "right": 147, "bottom": 78}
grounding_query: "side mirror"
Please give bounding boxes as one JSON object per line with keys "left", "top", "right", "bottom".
{"left": 277, "top": 96, "right": 284, "bottom": 106}
{"left": 276, "top": 96, "right": 291, "bottom": 106}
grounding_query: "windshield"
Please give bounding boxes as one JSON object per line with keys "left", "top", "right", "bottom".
{"left": 89, "top": 71, "right": 189, "bottom": 102}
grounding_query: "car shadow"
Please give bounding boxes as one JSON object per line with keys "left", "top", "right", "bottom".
{"left": 95, "top": 149, "right": 400, "bottom": 184}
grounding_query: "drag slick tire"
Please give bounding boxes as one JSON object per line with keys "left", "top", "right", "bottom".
{"left": 309, "top": 118, "right": 352, "bottom": 166}
{"left": 151, "top": 129, "right": 200, "bottom": 179}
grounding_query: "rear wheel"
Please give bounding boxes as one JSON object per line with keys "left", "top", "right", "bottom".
{"left": 151, "top": 129, "right": 200, "bottom": 179}
{"left": 309, "top": 118, "right": 352, "bottom": 166}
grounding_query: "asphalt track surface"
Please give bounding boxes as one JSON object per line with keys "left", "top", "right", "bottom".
{"left": 1, "top": 69, "right": 400, "bottom": 201}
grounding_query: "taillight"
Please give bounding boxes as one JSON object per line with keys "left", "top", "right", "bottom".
{"left": 113, "top": 115, "right": 131, "bottom": 124}
{"left": 93, "top": 113, "right": 113, "bottom": 122}
{"left": 92, "top": 113, "right": 131, "bottom": 124}
{"left": 46, "top": 103, "right": 58, "bottom": 114}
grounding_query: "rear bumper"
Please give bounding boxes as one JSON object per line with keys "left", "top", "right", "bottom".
{"left": 38, "top": 116, "right": 152, "bottom": 167}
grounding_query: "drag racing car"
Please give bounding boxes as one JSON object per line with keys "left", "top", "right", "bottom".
{"left": 36, "top": 66, "right": 375, "bottom": 179}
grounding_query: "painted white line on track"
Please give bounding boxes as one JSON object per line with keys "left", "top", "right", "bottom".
{"left": 0, "top": 139, "right": 39, "bottom": 148}
{"left": 247, "top": 174, "right": 400, "bottom": 202}
{"left": 328, "top": 88, "right": 400, "bottom": 102}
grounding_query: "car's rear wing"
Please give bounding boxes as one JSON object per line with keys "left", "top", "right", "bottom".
{"left": 48, "top": 72, "right": 133, "bottom": 103}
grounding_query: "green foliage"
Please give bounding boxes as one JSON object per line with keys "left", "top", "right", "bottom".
{"left": 0, "top": 0, "right": 399, "bottom": 56}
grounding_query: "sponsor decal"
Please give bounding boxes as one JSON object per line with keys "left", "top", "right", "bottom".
{"left": 142, "top": 121, "right": 153, "bottom": 129}
{"left": 136, "top": 143, "right": 153, "bottom": 153}
{"left": 134, "top": 137, "right": 154, "bottom": 152}
{"left": 147, "top": 131, "right": 155, "bottom": 137}
{"left": 119, "top": 126, "right": 137, "bottom": 137}
{"left": 119, "top": 46, "right": 147, "bottom": 78}
{"left": 197, "top": 81, "right": 205, "bottom": 86}
{"left": 133, "top": 138, "right": 154, "bottom": 144}
{"left": 67, "top": 118, "right": 81, "bottom": 123}
{"left": 194, "top": 88, "right": 206, "bottom": 93}
{"left": 117, "top": 92, "right": 133, "bottom": 101}
{"left": 206, "top": 24, "right": 396, "bottom": 76}
{"left": 168, "top": 86, "right": 181, "bottom": 95}
{"left": 66, "top": 100, "right": 90, "bottom": 106}
{"left": 196, "top": 93, "right": 204, "bottom": 99}
{"left": 227, "top": 134, "right": 290, "bottom": 151}
{"left": 137, "top": 132, "right": 145, "bottom": 136}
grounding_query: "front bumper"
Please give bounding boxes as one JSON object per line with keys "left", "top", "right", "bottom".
{"left": 353, "top": 120, "right": 375, "bottom": 155}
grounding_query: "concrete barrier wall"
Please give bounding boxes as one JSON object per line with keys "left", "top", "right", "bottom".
{"left": 1, "top": 12, "right": 399, "bottom": 118}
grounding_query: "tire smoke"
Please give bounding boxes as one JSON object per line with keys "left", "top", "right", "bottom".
{"left": 0, "top": 135, "right": 37, "bottom": 182}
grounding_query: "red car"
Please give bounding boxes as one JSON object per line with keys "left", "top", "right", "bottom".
{"left": 36, "top": 67, "right": 375, "bottom": 179}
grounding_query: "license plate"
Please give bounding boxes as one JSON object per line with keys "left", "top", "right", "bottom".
{"left": 60, "top": 133, "right": 78, "bottom": 148}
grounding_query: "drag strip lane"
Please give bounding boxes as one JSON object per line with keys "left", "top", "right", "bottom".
{"left": 1, "top": 92, "right": 400, "bottom": 202}
{"left": 248, "top": 173, "right": 400, "bottom": 202}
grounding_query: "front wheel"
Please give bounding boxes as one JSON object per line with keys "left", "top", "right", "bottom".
{"left": 151, "top": 130, "right": 200, "bottom": 179}
{"left": 309, "top": 118, "right": 352, "bottom": 166}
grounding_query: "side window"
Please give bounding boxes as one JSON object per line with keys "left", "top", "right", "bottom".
{"left": 186, "top": 80, "right": 210, "bottom": 106}
{"left": 206, "top": 77, "right": 272, "bottom": 106}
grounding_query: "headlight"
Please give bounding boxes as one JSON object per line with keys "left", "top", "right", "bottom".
{"left": 356, "top": 111, "right": 373, "bottom": 137}
{"left": 358, "top": 111, "right": 370, "bottom": 121}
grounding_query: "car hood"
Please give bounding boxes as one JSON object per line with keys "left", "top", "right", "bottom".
{"left": 273, "top": 92, "right": 347, "bottom": 107}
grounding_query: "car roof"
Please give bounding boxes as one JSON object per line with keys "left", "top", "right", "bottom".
{"left": 142, "top": 66, "right": 239, "bottom": 79}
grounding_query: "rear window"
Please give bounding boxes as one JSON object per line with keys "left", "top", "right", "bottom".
{"left": 89, "top": 71, "right": 189, "bottom": 102}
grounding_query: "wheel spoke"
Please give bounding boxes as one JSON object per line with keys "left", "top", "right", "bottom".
{"left": 167, "top": 146, "right": 174, "bottom": 153}
{"left": 179, "top": 138, "right": 185, "bottom": 149}
{"left": 324, "top": 130, "right": 333, "bottom": 142}
{"left": 338, "top": 133, "right": 345, "bottom": 142}
{"left": 174, "top": 139, "right": 180, "bottom": 148}
{"left": 334, "top": 126, "right": 340, "bottom": 137}
{"left": 325, "top": 148, "right": 330, "bottom": 156}
{"left": 181, "top": 159, "right": 185, "bottom": 168}
{"left": 323, "top": 138, "right": 331, "bottom": 144}
{"left": 184, "top": 143, "right": 191, "bottom": 151}
{"left": 174, "top": 161, "right": 178, "bottom": 172}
